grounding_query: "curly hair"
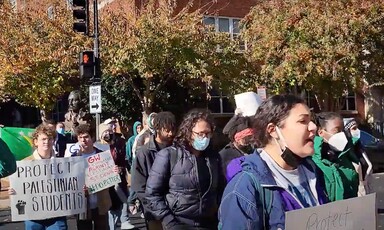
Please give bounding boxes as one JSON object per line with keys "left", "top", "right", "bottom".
{"left": 32, "top": 124, "right": 57, "bottom": 147}
{"left": 175, "top": 109, "right": 215, "bottom": 146}
{"left": 153, "top": 111, "right": 176, "bottom": 132}
{"left": 253, "top": 94, "right": 305, "bottom": 147}
{"left": 74, "top": 124, "right": 94, "bottom": 138}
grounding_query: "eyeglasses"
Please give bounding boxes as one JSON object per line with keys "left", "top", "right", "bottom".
{"left": 192, "top": 131, "right": 212, "bottom": 138}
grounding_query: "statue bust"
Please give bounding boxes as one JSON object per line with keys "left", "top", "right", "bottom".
{"left": 64, "top": 90, "right": 93, "bottom": 132}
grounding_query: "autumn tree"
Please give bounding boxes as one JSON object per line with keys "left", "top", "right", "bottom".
{"left": 0, "top": 0, "right": 92, "bottom": 111}
{"left": 100, "top": 1, "right": 255, "bottom": 114}
{"left": 243, "top": 0, "right": 384, "bottom": 111}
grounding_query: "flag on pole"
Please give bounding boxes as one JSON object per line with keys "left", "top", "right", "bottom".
{"left": 0, "top": 127, "right": 34, "bottom": 160}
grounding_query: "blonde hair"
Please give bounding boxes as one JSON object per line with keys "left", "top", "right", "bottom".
{"left": 32, "top": 124, "right": 56, "bottom": 148}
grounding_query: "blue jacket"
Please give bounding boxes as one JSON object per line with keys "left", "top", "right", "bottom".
{"left": 219, "top": 152, "right": 327, "bottom": 230}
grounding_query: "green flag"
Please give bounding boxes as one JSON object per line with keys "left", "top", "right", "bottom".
{"left": 0, "top": 127, "right": 34, "bottom": 160}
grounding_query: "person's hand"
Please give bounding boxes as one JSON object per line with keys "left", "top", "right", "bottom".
{"left": 8, "top": 188, "right": 16, "bottom": 195}
{"left": 129, "top": 204, "right": 137, "bottom": 215}
{"left": 113, "top": 165, "right": 121, "bottom": 174}
{"left": 235, "top": 108, "right": 243, "bottom": 115}
{"left": 83, "top": 185, "right": 89, "bottom": 197}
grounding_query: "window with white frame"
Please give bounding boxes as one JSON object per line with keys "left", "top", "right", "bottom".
{"left": 340, "top": 93, "right": 357, "bottom": 111}
{"left": 47, "top": 6, "right": 54, "bottom": 20}
{"left": 203, "top": 16, "right": 246, "bottom": 50}
{"left": 208, "top": 89, "right": 235, "bottom": 114}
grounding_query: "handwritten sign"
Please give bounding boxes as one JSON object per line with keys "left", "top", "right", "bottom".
{"left": 85, "top": 150, "right": 121, "bottom": 194}
{"left": 234, "top": 92, "right": 263, "bottom": 116}
{"left": 9, "top": 157, "right": 86, "bottom": 221}
{"left": 285, "top": 193, "right": 376, "bottom": 230}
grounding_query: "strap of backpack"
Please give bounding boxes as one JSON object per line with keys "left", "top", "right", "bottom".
{"left": 243, "top": 171, "right": 272, "bottom": 230}
{"left": 169, "top": 147, "right": 180, "bottom": 172}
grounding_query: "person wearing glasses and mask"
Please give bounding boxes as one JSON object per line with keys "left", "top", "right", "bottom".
{"left": 145, "top": 109, "right": 226, "bottom": 230}
{"left": 312, "top": 112, "right": 360, "bottom": 201}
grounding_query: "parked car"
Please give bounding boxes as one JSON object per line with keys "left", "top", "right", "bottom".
{"left": 360, "top": 130, "right": 384, "bottom": 173}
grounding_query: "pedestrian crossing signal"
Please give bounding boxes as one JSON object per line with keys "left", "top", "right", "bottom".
{"left": 79, "top": 51, "right": 94, "bottom": 79}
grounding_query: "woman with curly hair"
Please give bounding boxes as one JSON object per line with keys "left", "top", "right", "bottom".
{"left": 145, "top": 109, "right": 226, "bottom": 230}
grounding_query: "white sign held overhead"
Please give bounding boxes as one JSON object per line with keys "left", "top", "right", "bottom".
{"left": 234, "top": 92, "right": 263, "bottom": 117}
{"left": 285, "top": 193, "right": 376, "bottom": 230}
{"left": 89, "top": 85, "right": 102, "bottom": 114}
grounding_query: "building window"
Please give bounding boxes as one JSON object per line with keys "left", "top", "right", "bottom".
{"left": 340, "top": 93, "right": 357, "bottom": 111}
{"left": 47, "top": 6, "right": 54, "bottom": 20}
{"left": 9, "top": 0, "right": 16, "bottom": 10}
{"left": 203, "top": 16, "right": 246, "bottom": 50}
{"left": 304, "top": 91, "right": 320, "bottom": 113}
{"left": 208, "top": 89, "right": 235, "bottom": 115}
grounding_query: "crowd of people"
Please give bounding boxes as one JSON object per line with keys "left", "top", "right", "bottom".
{"left": 5, "top": 93, "right": 375, "bottom": 230}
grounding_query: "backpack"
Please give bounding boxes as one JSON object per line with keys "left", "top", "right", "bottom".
{"left": 222, "top": 156, "right": 273, "bottom": 230}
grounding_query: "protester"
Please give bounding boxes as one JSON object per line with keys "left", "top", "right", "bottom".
{"left": 132, "top": 111, "right": 176, "bottom": 230}
{"left": 73, "top": 124, "right": 111, "bottom": 230}
{"left": 313, "top": 112, "right": 360, "bottom": 201}
{"left": 343, "top": 118, "right": 373, "bottom": 196}
{"left": 9, "top": 124, "right": 68, "bottom": 230}
{"left": 101, "top": 119, "right": 135, "bottom": 230}
{"left": 126, "top": 121, "right": 142, "bottom": 172}
{"left": 132, "top": 112, "right": 157, "bottom": 158}
{"left": 220, "top": 112, "right": 254, "bottom": 179}
{"left": 219, "top": 95, "right": 327, "bottom": 229}
{"left": 145, "top": 109, "right": 225, "bottom": 230}
{"left": 54, "top": 122, "right": 68, "bottom": 157}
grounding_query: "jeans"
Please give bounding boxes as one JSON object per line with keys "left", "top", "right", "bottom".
{"left": 120, "top": 202, "right": 130, "bottom": 224}
{"left": 108, "top": 209, "right": 122, "bottom": 230}
{"left": 25, "top": 217, "right": 67, "bottom": 230}
{"left": 77, "top": 208, "right": 108, "bottom": 230}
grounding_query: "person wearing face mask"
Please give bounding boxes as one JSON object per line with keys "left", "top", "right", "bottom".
{"left": 219, "top": 95, "right": 327, "bottom": 230}
{"left": 344, "top": 118, "right": 373, "bottom": 196}
{"left": 312, "top": 112, "right": 360, "bottom": 202}
{"left": 145, "top": 109, "right": 226, "bottom": 230}
{"left": 219, "top": 113, "right": 255, "bottom": 180}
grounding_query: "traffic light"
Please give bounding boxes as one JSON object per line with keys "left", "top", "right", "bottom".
{"left": 73, "top": 0, "right": 89, "bottom": 34}
{"left": 79, "top": 51, "right": 94, "bottom": 79}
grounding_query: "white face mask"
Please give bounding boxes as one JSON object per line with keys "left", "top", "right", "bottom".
{"left": 327, "top": 132, "right": 348, "bottom": 152}
{"left": 350, "top": 129, "right": 361, "bottom": 139}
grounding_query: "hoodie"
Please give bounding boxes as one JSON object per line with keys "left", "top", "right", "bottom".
{"left": 126, "top": 121, "right": 142, "bottom": 166}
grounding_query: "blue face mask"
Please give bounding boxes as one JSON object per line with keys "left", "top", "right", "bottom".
{"left": 56, "top": 128, "right": 65, "bottom": 135}
{"left": 192, "top": 136, "right": 210, "bottom": 151}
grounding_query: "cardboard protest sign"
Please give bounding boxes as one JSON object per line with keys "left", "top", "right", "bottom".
{"left": 285, "top": 193, "right": 376, "bottom": 230}
{"left": 64, "top": 143, "right": 80, "bottom": 157}
{"left": 9, "top": 157, "right": 86, "bottom": 221}
{"left": 234, "top": 92, "right": 263, "bottom": 116}
{"left": 85, "top": 150, "right": 121, "bottom": 194}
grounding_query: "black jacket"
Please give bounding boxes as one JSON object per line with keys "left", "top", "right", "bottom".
{"left": 131, "top": 135, "right": 160, "bottom": 203}
{"left": 54, "top": 133, "right": 68, "bottom": 158}
{"left": 218, "top": 143, "right": 244, "bottom": 177}
{"left": 145, "top": 144, "right": 226, "bottom": 229}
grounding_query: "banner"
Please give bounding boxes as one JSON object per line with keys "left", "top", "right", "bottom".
{"left": 0, "top": 127, "right": 35, "bottom": 160}
{"left": 85, "top": 150, "right": 121, "bottom": 194}
{"left": 285, "top": 193, "right": 376, "bottom": 230}
{"left": 9, "top": 157, "right": 86, "bottom": 221}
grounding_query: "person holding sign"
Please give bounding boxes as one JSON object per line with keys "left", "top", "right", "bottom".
{"left": 312, "top": 113, "right": 360, "bottom": 201}
{"left": 9, "top": 124, "right": 68, "bottom": 230}
{"left": 73, "top": 124, "right": 112, "bottom": 230}
{"left": 218, "top": 95, "right": 328, "bottom": 230}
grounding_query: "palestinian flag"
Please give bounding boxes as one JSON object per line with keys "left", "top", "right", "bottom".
{"left": 0, "top": 127, "right": 34, "bottom": 160}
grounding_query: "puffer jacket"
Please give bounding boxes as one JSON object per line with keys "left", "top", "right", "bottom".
{"left": 145, "top": 144, "right": 226, "bottom": 229}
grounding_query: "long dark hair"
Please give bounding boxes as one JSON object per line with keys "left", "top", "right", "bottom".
{"left": 175, "top": 109, "right": 215, "bottom": 146}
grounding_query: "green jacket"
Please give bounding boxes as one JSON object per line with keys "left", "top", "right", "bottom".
{"left": 312, "top": 136, "right": 359, "bottom": 202}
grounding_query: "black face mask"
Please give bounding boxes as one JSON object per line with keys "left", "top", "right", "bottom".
{"left": 238, "top": 145, "right": 254, "bottom": 154}
{"left": 281, "top": 147, "right": 303, "bottom": 168}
